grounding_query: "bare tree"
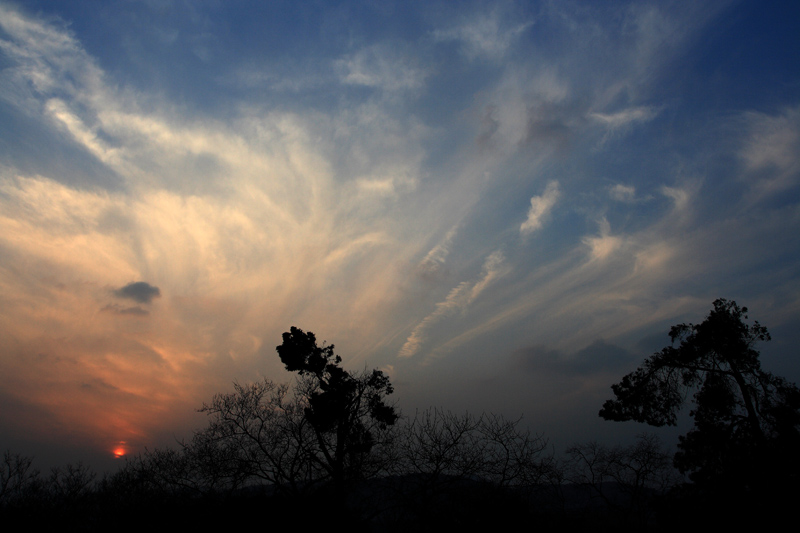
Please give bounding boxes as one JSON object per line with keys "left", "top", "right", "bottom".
{"left": 396, "top": 409, "right": 550, "bottom": 486}
{"left": 134, "top": 327, "right": 398, "bottom": 499}
{"left": 0, "top": 450, "right": 43, "bottom": 507}
{"left": 385, "top": 408, "right": 553, "bottom": 525}
{"left": 194, "top": 378, "right": 319, "bottom": 494}
{"left": 565, "top": 434, "right": 681, "bottom": 528}
{"left": 48, "top": 461, "right": 95, "bottom": 501}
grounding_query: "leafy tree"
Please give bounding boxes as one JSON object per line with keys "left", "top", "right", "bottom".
{"left": 599, "top": 299, "right": 800, "bottom": 490}
{"left": 276, "top": 327, "right": 398, "bottom": 488}
{"left": 125, "top": 327, "right": 399, "bottom": 501}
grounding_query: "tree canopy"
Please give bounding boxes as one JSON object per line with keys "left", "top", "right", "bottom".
{"left": 599, "top": 299, "right": 800, "bottom": 488}
{"left": 276, "top": 327, "right": 399, "bottom": 487}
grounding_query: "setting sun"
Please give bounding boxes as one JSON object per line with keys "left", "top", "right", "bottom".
{"left": 113, "top": 443, "right": 127, "bottom": 458}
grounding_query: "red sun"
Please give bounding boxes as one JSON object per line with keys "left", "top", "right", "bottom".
{"left": 113, "top": 442, "right": 128, "bottom": 458}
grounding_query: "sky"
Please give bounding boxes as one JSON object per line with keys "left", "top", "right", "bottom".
{"left": 1, "top": 0, "right": 799, "bottom": 472}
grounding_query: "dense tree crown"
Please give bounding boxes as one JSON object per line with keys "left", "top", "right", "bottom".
{"left": 600, "top": 299, "right": 800, "bottom": 486}
{"left": 276, "top": 327, "right": 398, "bottom": 487}
{"left": 276, "top": 327, "right": 397, "bottom": 432}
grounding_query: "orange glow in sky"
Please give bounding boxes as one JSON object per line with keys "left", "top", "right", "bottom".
{"left": 113, "top": 443, "right": 127, "bottom": 458}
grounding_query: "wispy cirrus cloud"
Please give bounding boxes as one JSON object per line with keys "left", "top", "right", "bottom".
{"left": 740, "top": 106, "right": 800, "bottom": 200}
{"left": 590, "top": 106, "right": 659, "bottom": 129}
{"left": 400, "top": 250, "right": 507, "bottom": 359}
{"left": 1, "top": 0, "right": 799, "bottom": 469}
{"left": 432, "top": 6, "right": 533, "bottom": 61}
{"left": 590, "top": 106, "right": 659, "bottom": 145}
{"left": 610, "top": 184, "right": 636, "bottom": 202}
{"left": 0, "top": 4, "right": 432, "bottom": 454}
{"left": 336, "top": 44, "right": 428, "bottom": 93}
{"left": 417, "top": 225, "right": 459, "bottom": 279}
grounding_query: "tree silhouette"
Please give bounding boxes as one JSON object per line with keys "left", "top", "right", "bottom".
{"left": 600, "top": 299, "right": 800, "bottom": 500}
{"left": 376, "top": 408, "right": 553, "bottom": 528}
{"left": 565, "top": 434, "right": 680, "bottom": 529}
{"left": 195, "top": 380, "right": 314, "bottom": 494}
{"left": 1, "top": 450, "right": 42, "bottom": 508}
{"left": 276, "top": 327, "right": 398, "bottom": 489}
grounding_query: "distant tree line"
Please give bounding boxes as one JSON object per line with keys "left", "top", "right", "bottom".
{"left": 3, "top": 301, "right": 799, "bottom": 530}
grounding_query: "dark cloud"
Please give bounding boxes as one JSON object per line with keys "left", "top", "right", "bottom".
{"left": 515, "top": 344, "right": 565, "bottom": 374}
{"left": 101, "top": 304, "right": 150, "bottom": 316}
{"left": 476, "top": 104, "right": 500, "bottom": 150}
{"left": 80, "top": 378, "right": 121, "bottom": 393}
{"left": 113, "top": 281, "right": 161, "bottom": 304}
{"left": 635, "top": 329, "right": 673, "bottom": 355}
{"left": 571, "top": 339, "right": 634, "bottom": 375}
{"left": 515, "top": 339, "right": 633, "bottom": 376}
{"left": 523, "top": 102, "right": 582, "bottom": 152}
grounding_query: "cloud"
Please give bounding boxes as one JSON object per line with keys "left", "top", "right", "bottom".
{"left": 583, "top": 218, "right": 623, "bottom": 262}
{"left": 417, "top": 226, "right": 458, "bottom": 279}
{"left": 113, "top": 282, "right": 161, "bottom": 304}
{"left": 590, "top": 106, "right": 658, "bottom": 128}
{"left": 660, "top": 185, "right": 691, "bottom": 212}
{"left": 45, "top": 98, "right": 122, "bottom": 167}
{"left": 469, "top": 250, "right": 506, "bottom": 302}
{"left": 740, "top": 106, "right": 800, "bottom": 200}
{"left": 101, "top": 304, "right": 150, "bottom": 317}
{"left": 1, "top": 0, "right": 799, "bottom": 471}
{"left": 336, "top": 44, "right": 427, "bottom": 93}
{"left": 610, "top": 184, "right": 636, "bottom": 202}
{"left": 520, "top": 181, "right": 560, "bottom": 235}
{"left": 609, "top": 183, "right": 656, "bottom": 204}
{"left": 516, "top": 339, "right": 632, "bottom": 376}
{"left": 471, "top": 65, "right": 576, "bottom": 153}
{"left": 0, "top": 8, "right": 438, "bottom": 451}
{"left": 398, "top": 281, "right": 472, "bottom": 359}
{"left": 524, "top": 103, "right": 579, "bottom": 152}
{"left": 400, "top": 250, "right": 507, "bottom": 358}
{"left": 590, "top": 106, "right": 659, "bottom": 146}
{"left": 432, "top": 7, "right": 533, "bottom": 61}
{"left": 0, "top": 4, "right": 94, "bottom": 94}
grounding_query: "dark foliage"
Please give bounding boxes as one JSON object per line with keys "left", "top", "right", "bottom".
{"left": 276, "top": 327, "right": 399, "bottom": 488}
{"left": 600, "top": 299, "right": 800, "bottom": 523}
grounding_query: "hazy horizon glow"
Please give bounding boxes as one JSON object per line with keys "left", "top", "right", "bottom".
{"left": 1, "top": 0, "right": 798, "bottom": 470}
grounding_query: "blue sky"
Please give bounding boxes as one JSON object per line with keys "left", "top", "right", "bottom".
{"left": 1, "top": 0, "right": 799, "bottom": 470}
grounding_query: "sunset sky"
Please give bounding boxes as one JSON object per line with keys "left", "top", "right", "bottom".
{"left": 1, "top": 0, "right": 799, "bottom": 471}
